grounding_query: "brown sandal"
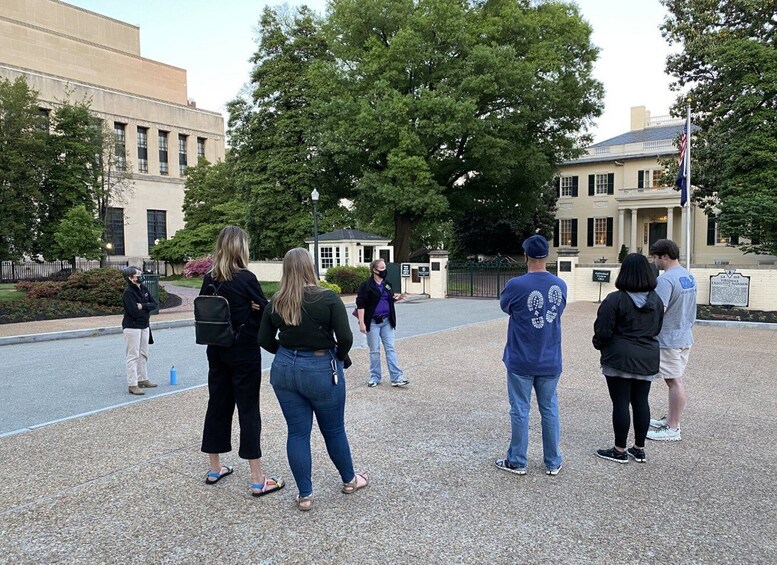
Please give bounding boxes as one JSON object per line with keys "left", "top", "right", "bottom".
{"left": 341, "top": 470, "right": 369, "bottom": 494}
{"left": 296, "top": 494, "right": 313, "bottom": 511}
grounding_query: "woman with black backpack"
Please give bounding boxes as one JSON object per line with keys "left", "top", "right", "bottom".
{"left": 199, "top": 226, "right": 284, "bottom": 497}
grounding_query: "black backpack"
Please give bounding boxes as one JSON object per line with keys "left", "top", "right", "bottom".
{"left": 194, "top": 283, "right": 236, "bottom": 347}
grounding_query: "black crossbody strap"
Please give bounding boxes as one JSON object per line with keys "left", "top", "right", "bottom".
{"left": 300, "top": 304, "right": 337, "bottom": 348}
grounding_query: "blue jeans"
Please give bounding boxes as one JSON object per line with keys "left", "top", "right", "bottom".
{"left": 270, "top": 346, "right": 356, "bottom": 497}
{"left": 505, "top": 371, "right": 562, "bottom": 470}
{"left": 366, "top": 319, "right": 403, "bottom": 383}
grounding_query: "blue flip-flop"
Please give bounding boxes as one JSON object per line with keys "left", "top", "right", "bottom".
{"left": 205, "top": 465, "right": 233, "bottom": 485}
{"left": 251, "top": 476, "right": 285, "bottom": 497}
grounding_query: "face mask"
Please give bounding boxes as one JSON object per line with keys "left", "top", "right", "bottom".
{"left": 376, "top": 269, "right": 388, "bottom": 279}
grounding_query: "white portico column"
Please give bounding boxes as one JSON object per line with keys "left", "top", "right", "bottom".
{"left": 618, "top": 209, "right": 625, "bottom": 252}
{"left": 667, "top": 206, "right": 674, "bottom": 242}
{"left": 680, "top": 206, "right": 688, "bottom": 256}
{"left": 631, "top": 209, "right": 638, "bottom": 253}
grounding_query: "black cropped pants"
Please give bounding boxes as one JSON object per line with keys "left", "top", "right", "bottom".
{"left": 201, "top": 338, "right": 263, "bottom": 460}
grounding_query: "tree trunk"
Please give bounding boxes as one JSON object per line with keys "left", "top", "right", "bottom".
{"left": 393, "top": 213, "right": 418, "bottom": 262}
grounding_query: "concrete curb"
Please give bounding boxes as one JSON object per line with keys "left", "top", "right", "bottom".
{"left": 0, "top": 318, "right": 195, "bottom": 347}
{"left": 0, "top": 300, "right": 363, "bottom": 346}
{"left": 695, "top": 319, "right": 777, "bottom": 330}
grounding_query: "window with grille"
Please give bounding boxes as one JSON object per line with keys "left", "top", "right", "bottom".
{"left": 321, "top": 247, "right": 334, "bottom": 269}
{"left": 594, "top": 217, "right": 608, "bottom": 246}
{"left": 147, "top": 209, "right": 167, "bottom": 251}
{"left": 159, "top": 131, "right": 169, "bottom": 175}
{"left": 197, "top": 137, "right": 206, "bottom": 159}
{"left": 559, "top": 219, "right": 573, "bottom": 246}
{"left": 107, "top": 207, "right": 125, "bottom": 255}
{"left": 560, "top": 177, "right": 574, "bottom": 197}
{"left": 137, "top": 126, "right": 148, "bottom": 173}
{"left": 114, "top": 123, "right": 126, "bottom": 170}
{"left": 178, "top": 134, "right": 188, "bottom": 175}
{"left": 595, "top": 173, "right": 608, "bottom": 195}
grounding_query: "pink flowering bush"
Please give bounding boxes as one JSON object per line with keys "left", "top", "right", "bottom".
{"left": 184, "top": 256, "right": 212, "bottom": 278}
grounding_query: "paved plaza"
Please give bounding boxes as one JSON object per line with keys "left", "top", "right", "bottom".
{"left": 0, "top": 299, "right": 775, "bottom": 563}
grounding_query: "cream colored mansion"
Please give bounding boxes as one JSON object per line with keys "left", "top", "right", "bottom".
{"left": 554, "top": 106, "right": 775, "bottom": 266}
{"left": 0, "top": 0, "right": 225, "bottom": 261}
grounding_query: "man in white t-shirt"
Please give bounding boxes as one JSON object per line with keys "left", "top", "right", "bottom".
{"left": 647, "top": 239, "right": 696, "bottom": 441}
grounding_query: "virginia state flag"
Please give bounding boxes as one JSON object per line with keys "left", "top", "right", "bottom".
{"left": 676, "top": 122, "right": 689, "bottom": 206}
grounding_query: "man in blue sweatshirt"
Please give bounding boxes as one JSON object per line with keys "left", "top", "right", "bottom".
{"left": 496, "top": 235, "right": 567, "bottom": 476}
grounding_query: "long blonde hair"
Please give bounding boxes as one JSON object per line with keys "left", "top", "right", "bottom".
{"left": 272, "top": 247, "right": 322, "bottom": 326}
{"left": 211, "top": 226, "right": 249, "bottom": 281}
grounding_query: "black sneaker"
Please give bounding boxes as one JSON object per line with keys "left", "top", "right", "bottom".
{"left": 367, "top": 380, "right": 379, "bottom": 388}
{"left": 391, "top": 378, "right": 409, "bottom": 387}
{"left": 627, "top": 446, "right": 646, "bottom": 463}
{"left": 494, "top": 458, "right": 527, "bottom": 475}
{"left": 595, "top": 447, "right": 629, "bottom": 464}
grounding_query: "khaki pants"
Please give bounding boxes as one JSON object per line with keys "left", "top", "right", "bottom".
{"left": 123, "top": 328, "right": 149, "bottom": 386}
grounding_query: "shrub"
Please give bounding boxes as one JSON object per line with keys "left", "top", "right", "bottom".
{"left": 184, "top": 256, "right": 213, "bottom": 278}
{"left": 25, "top": 281, "right": 65, "bottom": 299}
{"left": 325, "top": 265, "right": 370, "bottom": 294}
{"left": 15, "top": 281, "right": 35, "bottom": 291}
{"left": 319, "top": 280, "right": 341, "bottom": 294}
{"left": 0, "top": 297, "right": 119, "bottom": 324}
{"left": 58, "top": 268, "right": 126, "bottom": 307}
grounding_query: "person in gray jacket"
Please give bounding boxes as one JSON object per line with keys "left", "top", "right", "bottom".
{"left": 593, "top": 253, "right": 664, "bottom": 463}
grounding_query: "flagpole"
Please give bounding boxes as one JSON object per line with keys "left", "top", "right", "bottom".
{"left": 685, "top": 105, "right": 692, "bottom": 269}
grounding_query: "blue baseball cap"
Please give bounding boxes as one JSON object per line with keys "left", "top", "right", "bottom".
{"left": 522, "top": 235, "right": 549, "bottom": 259}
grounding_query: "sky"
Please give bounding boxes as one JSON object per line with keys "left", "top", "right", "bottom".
{"left": 64, "top": 0, "right": 678, "bottom": 143}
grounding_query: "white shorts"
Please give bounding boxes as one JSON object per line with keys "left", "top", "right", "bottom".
{"left": 659, "top": 347, "right": 691, "bottom": 379}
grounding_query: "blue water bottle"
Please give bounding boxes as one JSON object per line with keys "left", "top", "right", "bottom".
{"left": 170, "top": 365, "right": 177, "bottom": 385}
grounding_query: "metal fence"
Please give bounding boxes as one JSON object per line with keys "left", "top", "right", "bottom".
{"left": 447, "top": 256, "right": 557, "bottom": 298}
{"left": 0, "top": 259, "right": 147, "bottom": 282}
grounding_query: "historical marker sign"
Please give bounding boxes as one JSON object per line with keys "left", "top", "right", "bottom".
{"left": 709, "top": 269, "right": 750, "bottom": 307}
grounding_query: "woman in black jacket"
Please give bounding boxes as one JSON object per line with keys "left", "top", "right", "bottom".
{"left": 121, "top": 266, "right": 157, "bottom": 395}
{"left": 593, "top": 253, "right": 664, "bottom": 464}
{"left": 356, "top": 258, "right": 407, "bottom": 388}
{"left": 199, "top": 226, "right": 284, "bottom": 497}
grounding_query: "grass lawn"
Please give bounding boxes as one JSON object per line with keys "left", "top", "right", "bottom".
{"left": 0, "top": 283, "right": 25, "bottom": 302}
{"left": 161, "top": 276, "right": 279, "bottom": 297}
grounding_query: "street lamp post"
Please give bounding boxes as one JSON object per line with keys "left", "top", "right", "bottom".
{"left": 311, "top": 188, "right": 320, "bottom": 278}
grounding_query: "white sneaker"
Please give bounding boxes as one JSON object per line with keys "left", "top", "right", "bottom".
{"left": 647, "top": 426, "right": 681, "bottom": 441}
{"left": 649, "top": 415, "right": 668, "bottom": 429}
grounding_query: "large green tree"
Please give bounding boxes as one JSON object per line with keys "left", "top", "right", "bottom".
{"left": 229, "top": 6, "right": 354, "bottom": 260}
{"left": 0, "top": 78, "right": 49, "bottom": 260}
{"left": 53, "top": 204, "right": 104, "bottom": 267}
{"left": 37, "top": 99, "right": 102, "bottom": 259}
{"left": 314, "top": 0, "right": 602, "bottom": 260}
{"left": 662, "top": 0, "right": 777, "bottom": 255}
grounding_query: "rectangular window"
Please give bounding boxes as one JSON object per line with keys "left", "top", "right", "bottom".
{"left": 147, "top": 209, "right": 167, "bottom": 251}
{"left": 594, "top": 217, "right": 608, "bottom": 246}
{"left": 137, "top": 126, "right": 148, "bottom": 173}
{"left": 321, "top": 247, "right": 334, "bottom": 269}
{"left": 560, "top": 177, "right": 574, "bottom": 197}
{"left": 114, "top": 122, "right": 126, "bottom": 170}
{"left": 178, "top": 134, "right": 188, "bottom": 175}
{"left": 344, "top": 246, "right": 350, "bottom": 266}
{"left": 559, "top": 219, "right": 573, "bottom": 246}
{"left": 107, "top": 207, "right": 125, "bottom": 255}
{"left": 707, "top": 217, "right": 739, "bottom": 246}
{"left": 638, "top": 169, "right": 663, "bottom": 189}
{"left": 158, "top": 131, "right": 169, "bottom": 175}
{"left": 595, "top": 173, "right": 609, "bottom": 195}
{"left": 38, "top": 108, "right": 51, "bottom": 131}
{"left": 197, "top": 137, "right": 206, "bottom": 159}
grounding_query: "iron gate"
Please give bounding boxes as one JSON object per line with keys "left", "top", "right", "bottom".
{"left": 447, "top": 256, "right": 557, "bottom": 298}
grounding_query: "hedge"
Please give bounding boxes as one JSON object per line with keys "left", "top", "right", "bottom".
{"left": 325, "top": 266, "right": 370, "bottom": 294}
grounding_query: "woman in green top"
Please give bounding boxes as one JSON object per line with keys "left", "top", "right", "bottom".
{"left": 260, "top": 248, "right": 368, "bottom": 511}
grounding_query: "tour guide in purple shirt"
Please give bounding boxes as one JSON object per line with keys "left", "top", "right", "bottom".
{"left": 356, "top": 258, "right": 408, "bottom": 388}
{"left": 496, "top": 235, "right": 567, "bottom": 476}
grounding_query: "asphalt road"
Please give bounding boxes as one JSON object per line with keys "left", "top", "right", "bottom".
{"left": 0, "top": 298, "right": 504, "bottom": 436}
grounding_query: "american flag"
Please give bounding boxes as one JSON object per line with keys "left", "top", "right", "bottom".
{"left": 676, "top": 121, "right": 689, "bottom": 206}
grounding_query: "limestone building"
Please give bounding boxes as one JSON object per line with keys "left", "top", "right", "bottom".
{"left": 554, "top": 106, "right": 774, "bottom": 266}
{"left": 0, "top": 0, "right": 225, "bottom": 261}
